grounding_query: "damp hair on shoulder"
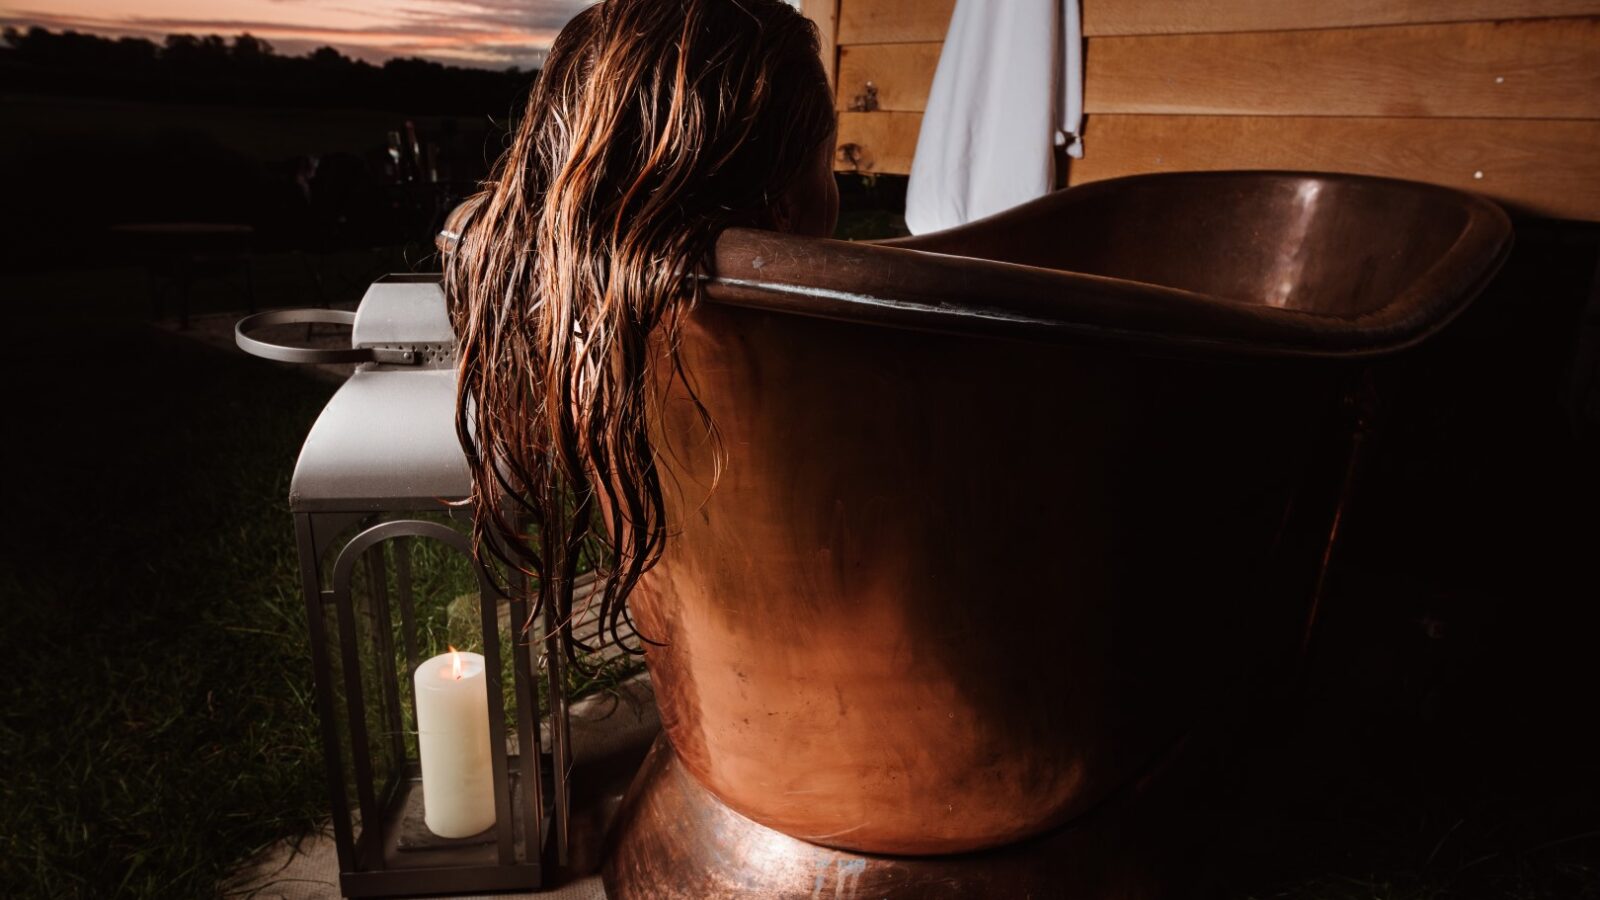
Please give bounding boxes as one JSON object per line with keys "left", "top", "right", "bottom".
{"left": 442, "top": 0, "right": 838, "bottom": 664}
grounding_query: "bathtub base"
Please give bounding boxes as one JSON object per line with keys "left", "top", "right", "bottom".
{"left": 601, "top": 736, "right": 1209, "bottom": 899}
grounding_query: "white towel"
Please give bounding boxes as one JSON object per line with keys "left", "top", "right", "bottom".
{"left": 904, "top": 0, "right": 1083, "bottom": 235}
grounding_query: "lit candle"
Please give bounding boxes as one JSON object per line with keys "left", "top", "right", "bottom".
{"left": 413, "top": 647, "right": 496, "bottom": 837}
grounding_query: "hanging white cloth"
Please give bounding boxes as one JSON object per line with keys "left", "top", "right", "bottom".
{"left": 904, "top": 0, "right": 1083, "bottom": 235}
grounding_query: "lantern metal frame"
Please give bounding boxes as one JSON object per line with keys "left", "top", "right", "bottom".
{"left": 239, "top": 275, "right": 572, "bottom": 897}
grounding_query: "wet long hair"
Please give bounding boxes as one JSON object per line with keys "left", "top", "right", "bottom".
{"left": 444, "top": 0, "right": 836, "bottom": 662}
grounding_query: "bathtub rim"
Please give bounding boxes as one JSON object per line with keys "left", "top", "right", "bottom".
{"left": 706, "top": 170, "right": 1512, "bottom": 361}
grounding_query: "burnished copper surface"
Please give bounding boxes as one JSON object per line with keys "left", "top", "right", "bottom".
{"left": 620, "top": 173, "right": 1511, "bottom": 857}
{"left": 602, "top": 736, "right": 1200, "bottom": 899}
{"left": 639, "top": 301, "right": 1333, "bottom": 855}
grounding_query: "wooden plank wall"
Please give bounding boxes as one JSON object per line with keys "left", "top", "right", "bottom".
{"left": 812, "top": 0, "right": 1600, "bottom": 220}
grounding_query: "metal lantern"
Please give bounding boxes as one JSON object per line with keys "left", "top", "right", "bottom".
{"left": 236, "top": 275, "right": 570, "bottom": 897}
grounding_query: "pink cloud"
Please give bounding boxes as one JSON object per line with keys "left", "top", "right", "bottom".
{"left": 2, "top": 0, "right": 593, "bottom": 67}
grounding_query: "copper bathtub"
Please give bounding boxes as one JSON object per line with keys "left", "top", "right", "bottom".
{"left": 590, "top": 172, "right": 1513, "bottom": 894}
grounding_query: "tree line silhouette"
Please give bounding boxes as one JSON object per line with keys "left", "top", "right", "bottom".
{"left": 1, "top": 27, "right": 534, "bottom": 267}
{"left": 1, "top": 26, "right": 534, "bottom": 116}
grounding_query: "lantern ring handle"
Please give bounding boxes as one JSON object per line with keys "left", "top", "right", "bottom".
{"left": 234, "top": 309, "right": 418, "bottom": 365}
{"left": 330, "top": 519, "right": 477, "bottom": 599}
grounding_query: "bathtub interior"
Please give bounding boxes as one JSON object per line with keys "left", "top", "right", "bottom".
{"left": 887, "top": 173, "right": 1475, "bottom": 319}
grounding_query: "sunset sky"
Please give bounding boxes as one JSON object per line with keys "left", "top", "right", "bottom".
{"left": 0, "top": 0, "right": 598, "bottom": 68}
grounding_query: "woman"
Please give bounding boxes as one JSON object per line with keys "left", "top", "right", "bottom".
{"left": 444, "top": 0, "right": 838, "bottom": 655}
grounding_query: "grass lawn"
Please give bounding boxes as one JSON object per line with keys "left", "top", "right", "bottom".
{"left": 0, "top": 265, "right": 339, "bottom": 897}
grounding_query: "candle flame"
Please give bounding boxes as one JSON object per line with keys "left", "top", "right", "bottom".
{"left": 449, "top": 645, "right": 462, "bottom": 680}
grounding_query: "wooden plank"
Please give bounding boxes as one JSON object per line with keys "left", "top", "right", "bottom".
{"left": 800, "top": 0, "right": 840, "bottom": 91}
{"left": 1084, "top": 0, "right": 1600, "bottom": 36}
{"left": 1086, "top": 18, "right": 1600, "bottom": 119}
{"left": 834, "top": 110, "right": 922, "bottom": 174}
{"left": 1068, "top": 114, "right": 1600, "bottom": 220}
{"left": 831, "top": 0, "right": 1600, "bottom": 41}
{"left": 836, "top": 42, "right": 942, "bottom": 112}
{"left": 838, "top": 0, "right": 955, "bottom": 44}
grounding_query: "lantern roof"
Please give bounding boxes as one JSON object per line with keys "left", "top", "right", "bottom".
{"left": 282, "top": 276, "right": 469, "bottom": 513}
{"left": 289, "top": 366, "right": 471, "bottom": 512}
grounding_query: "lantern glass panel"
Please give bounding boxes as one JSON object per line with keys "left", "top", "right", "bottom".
{"left": 326, "top": 517, "right": 544, "bottom": 879}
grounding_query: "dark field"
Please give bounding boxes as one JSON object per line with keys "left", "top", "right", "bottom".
{"left": 1, "top": 93, "right": 495, "bottom": 164}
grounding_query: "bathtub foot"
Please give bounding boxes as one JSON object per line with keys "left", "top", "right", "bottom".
{"left": 601, "top": 735, "right": 1207, "bottom": 899}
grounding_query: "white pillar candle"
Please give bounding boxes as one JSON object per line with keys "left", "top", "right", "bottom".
{"left": 413, "top": 648, "right": 496, "bottom": 838}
